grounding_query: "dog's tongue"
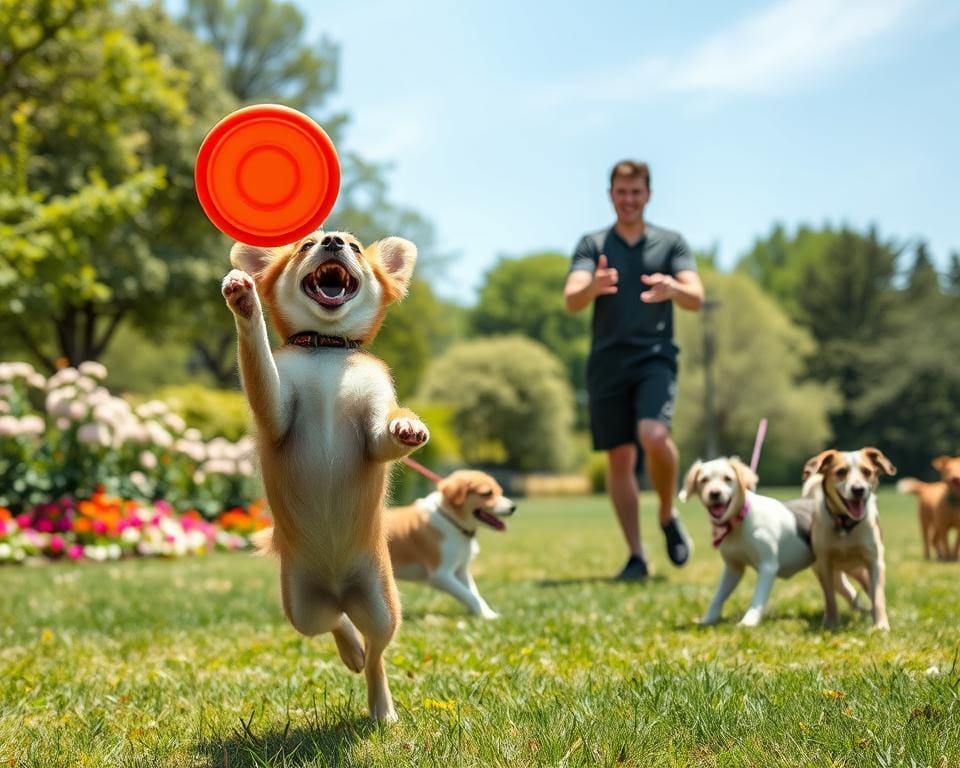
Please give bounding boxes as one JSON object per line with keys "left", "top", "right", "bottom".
{"left": 708, "top": 503, "right": 727, "bottom": 519}
{"left": 474, "top": 509, "right": 506, "bottom": 531}
{"left": 844, "top": 497, "right": 866, "bottom": 520}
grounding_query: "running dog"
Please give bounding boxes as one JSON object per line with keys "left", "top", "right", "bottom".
{"left": 898, "top": 455, "right": 960, "bottom": 560}
{"left": 387, "top": 470, "right": 516, "bottom": 618}
{"left": 805, "top": 447, "right": 896, "bottom": 631}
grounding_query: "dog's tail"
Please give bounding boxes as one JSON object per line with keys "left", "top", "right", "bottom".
{"left": 250, "top": 526, "right": 275, "bottom": 555}
{"left": 896, "top": 478, "right": 924, "bottom": 495}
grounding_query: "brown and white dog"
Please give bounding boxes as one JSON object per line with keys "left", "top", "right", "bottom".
{"left": 805, "top": 447, "right": 896, "bottom": 631}
{"left": 387, "top": 470, "right": 516, "bottom": 619}
{"left": 898, "top": 455, "right": 960, "bottom": 560}
{"left": 222, "top": 230, "right": 428, "bottom": 723}
{"left": 680, "top": 457, "right": 860, "bottom": 626}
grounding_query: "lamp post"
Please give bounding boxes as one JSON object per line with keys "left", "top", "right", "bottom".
{"left": 702, "top": 298, "right": 720, "bottom": 459}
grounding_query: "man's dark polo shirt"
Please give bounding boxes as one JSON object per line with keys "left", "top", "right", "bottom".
{"left": 569, "top": 224, "right": 697, "bottom": 400}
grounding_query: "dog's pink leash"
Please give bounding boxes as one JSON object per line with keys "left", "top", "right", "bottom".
{"left": 750, "top": 417, "right": 768, "bottom": 475}
{"left": 400, "top": 455, "right": 443, "bottom": 484}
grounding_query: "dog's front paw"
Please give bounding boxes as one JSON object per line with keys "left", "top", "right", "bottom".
{"left": 697, "top": 614, "right": 721, "bottom": 627}
{"left": 389, "top": 417, "right": 429, "bottom": 448}
{"left": 222, "top": 269, "right": 259, "bottom": 320}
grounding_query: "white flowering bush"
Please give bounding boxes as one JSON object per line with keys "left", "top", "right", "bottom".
{"left": 0, "top": 361, "right": 260, "bottom": 517}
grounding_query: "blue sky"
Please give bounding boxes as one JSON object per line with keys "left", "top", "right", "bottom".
{"left": 310, "top": 0, "right": 960, "bottom": 304}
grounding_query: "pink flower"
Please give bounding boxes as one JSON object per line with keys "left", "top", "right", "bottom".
{"left": 0, "top": 520, "right": 7, "bottom": 536}
{"left": 154, "top": 501, "right": 173, "bottom": 515}
{"left": 67, "top": 544, "right": 84, "bottom": 560}
{"left": 49, "top": 536, "right": 65, "bottom": 554}
{"left": 93, "top": 520, "right": 107, "bottom": 535}
{"left": 36, "top": 519, "right": 54, "bottom": 533}
{"left": 17, "top": 514, "right": 31, "bottom": 528}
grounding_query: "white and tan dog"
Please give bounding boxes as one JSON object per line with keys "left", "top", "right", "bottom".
{"left": 223, "top": 230, "right": 428, "bottom": 722}
{"left": 681, "top": 457, "right": 859, "bottom": 627}
{"left": 387, "top": 470, "right": 516, "bottom": 619}
{"left": 805, "top": 447, "right": 896, "bottom": 631}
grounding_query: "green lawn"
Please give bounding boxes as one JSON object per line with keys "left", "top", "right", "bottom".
{"left": 1, "top": 489, "right": 957, "bottom": 767}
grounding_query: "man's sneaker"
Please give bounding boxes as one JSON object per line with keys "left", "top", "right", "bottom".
{"left": 614, "top": 554, "right": 649, "bottom": 582}
{"left": 662, "top": 514, "right": 693, "bottom": 566}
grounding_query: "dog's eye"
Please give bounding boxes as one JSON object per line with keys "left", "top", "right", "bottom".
{"left": 299, "top": 240, "right": 315, "bottom": 254}
{"left": 861, "top": 468, "right": 873, "bottom": 478}
{"left": 836, "top": 468, "right": 849, "bottom": 478}
{"left": 349, "top": 242, "right": 361, "bottom": 254}
{"left": 477, "top": 489, "right": 493, "bottom": 498}
{"left": 724, "top": 475, "right": 734, "bottom": 483}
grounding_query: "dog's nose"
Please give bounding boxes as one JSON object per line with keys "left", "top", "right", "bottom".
{"left": 708, "top": 490, "right": 722, "bottom": 501}
{"left": 851, "top": 486, "right": 866, "bottom": 498}
{"left": 321, "top": 235, "right": 344, "bottom": 251}
{"left": 508, "top": 503, "right": 517, "bottom": 514}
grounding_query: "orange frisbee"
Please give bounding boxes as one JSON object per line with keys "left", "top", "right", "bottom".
{"left": 195, "top": 104, "right": 340, "bottom": 246}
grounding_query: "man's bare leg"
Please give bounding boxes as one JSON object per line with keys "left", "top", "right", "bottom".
{"left": 607, "top": 443, "right": 643, "bottom": 557}
{"left": 639, "top": 419, "right": 678, "bottom": 524}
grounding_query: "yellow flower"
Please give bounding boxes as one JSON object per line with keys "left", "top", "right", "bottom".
{"left": 823, "top": 689, "right": 845, "bottom": 700}
{"left": 422, "top": 698, "right": 456, "bottom": 711}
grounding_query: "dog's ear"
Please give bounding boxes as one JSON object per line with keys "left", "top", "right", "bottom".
{"left": 230, "top": 242, "right": 278, "bottom": 276}
{"left": 370, "top": 237, "right": 417, "bottom": 300}
{"left": 678, "top": 460, "right": 702, "bottom": 502}
{"left": 932, "top": 455, "right": 950, "bottom": 472}
{"left": 863, "top": 447, "right": 896, "bottom": 477}
{"left": 801, "top": 456, "right": 820, "bottom": 481}
{"left": 807, "top": 449, "right": 839, "bottom": 477}
{"left": 438, "top": 476, "right": 468, "bottom": 508}
{"left": 730, "top": 457, "right": 758, "bottom": 491}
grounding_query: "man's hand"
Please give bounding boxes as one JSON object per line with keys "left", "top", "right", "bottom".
{"left": 593, "top": 254, "right": 619, "bottom": 296}
{"left": 640, "top": 273, "right": 675, "bottom": 303}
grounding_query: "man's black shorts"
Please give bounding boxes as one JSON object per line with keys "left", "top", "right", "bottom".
{"left": 588, "top": 357, "right": 678, "bottom": 451}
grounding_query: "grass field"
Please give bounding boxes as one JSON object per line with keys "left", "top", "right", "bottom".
{"left": 1, "top": 488, "right": 958, "bottom": 767}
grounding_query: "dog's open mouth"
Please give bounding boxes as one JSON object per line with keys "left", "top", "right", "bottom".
{"left": 302, "top": 260, "right": 360, "bottom": 308}
{"left": 842, "top": 496, "right": 867, "bottom": 520}
{"left": 473, "top": 509, "right": 506, "bottom": 531}
{"left": 707, "top": 501, "right": 729, "bottom": 520}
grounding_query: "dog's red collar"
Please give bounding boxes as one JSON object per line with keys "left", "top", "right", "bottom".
{"left": 712, "top": 499, "right": 750, "bottom": 548}
{"left": 286, "top": 331, "right": 363, "bottom": 349}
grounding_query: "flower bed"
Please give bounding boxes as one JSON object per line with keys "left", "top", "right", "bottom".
{"left": 0, "top": 492, "right": 271, "bottom": 564}
{"left": 1, "top": 361, "right": 260, "bottom": 517}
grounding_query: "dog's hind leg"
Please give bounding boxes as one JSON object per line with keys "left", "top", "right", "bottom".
{"left": 332, "top": 615, "right": 365, "bottom": 673}
{"left": 344, "top": 563, "right": 401, "bottom": 723}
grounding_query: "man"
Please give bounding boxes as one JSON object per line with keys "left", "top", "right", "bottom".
{"left": 564, "top": 160, "right": 704, "bottom": 580}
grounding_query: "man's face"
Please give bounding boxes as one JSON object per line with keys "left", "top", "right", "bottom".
{"left": 609, "top": 175, "right": 649, "bottom": 224}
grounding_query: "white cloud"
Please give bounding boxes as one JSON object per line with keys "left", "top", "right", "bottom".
{"left": 536, "top": 0, "right": 926, "bottom": 108}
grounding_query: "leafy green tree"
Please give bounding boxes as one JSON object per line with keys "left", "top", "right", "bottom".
{"left": 418, "top": 336, "right": 578, "bottom": 472}
{"left": 0, "top": 0, "right": 233, "bottom": 369}
{"left": 851, "top": 288, "right": 960, "bottom": 478}
{"left": 674, "top": 269, "right": 839, "bottom": 485}
{"left": 470, "top": 252, "right": 590, "bottom": 397}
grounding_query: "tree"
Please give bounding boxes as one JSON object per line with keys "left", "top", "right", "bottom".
{"left": 905, "top": 242, "right": 941, "bottom": 298}
{"left": 674, "top": 269, "right": 839, "bottom": 485}
{"left": 470, "top": 252, "right": 590, "bottom": 397}
{"left": 0, "top": 0, "right": 233, "bottom": 370}
{"left": 417, "top": 337, "right": 578, "bottom": 472}
{"left": 182, "top": 0, "right": 343, "bottom": 121}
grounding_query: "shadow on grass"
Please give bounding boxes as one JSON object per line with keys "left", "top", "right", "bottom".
{"left": 198, "top": 713, "right": 377, "bottom": 768}
{"left": 537, "top": 574, "right": 668, "bottom": 588}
